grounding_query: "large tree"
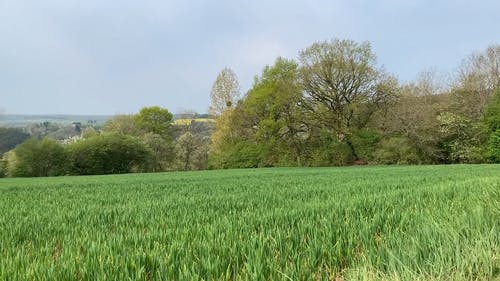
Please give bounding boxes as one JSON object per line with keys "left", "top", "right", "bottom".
{"left": 103, "top": 114, "right": 140, "bottom": 136}
{"left": 299, "top": 39, "right": 396, "bottom": 159}
{"left": 134, "top": 106, "right": 174, "bottom": 138}
{"left": 209, "top": 58, "right": 309, "bottom": 168}
{"left": 452, "top": 44, "right": 500, "bottom": 119}
{"left": 240, "top": 57, "right": 307, "bottom": 165}
{"left": 209, "top": 67, "right": 240, "bottom": 117}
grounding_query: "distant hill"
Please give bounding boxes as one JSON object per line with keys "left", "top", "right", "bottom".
{"left": 0, "top": 115, "right": 113, "bottom": 127}
{"left": 0, "top": 113, "right": 212, "bottom": 128}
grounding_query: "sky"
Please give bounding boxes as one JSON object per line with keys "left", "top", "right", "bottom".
{"left": 0, "top": 0, "right": 499, "bottom": 115}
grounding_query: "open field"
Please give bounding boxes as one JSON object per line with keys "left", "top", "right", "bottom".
{"left": 0, "top": 165, "right": 498, "bottom": 280}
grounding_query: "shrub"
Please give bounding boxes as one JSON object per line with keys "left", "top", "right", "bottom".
{"left": 308, "top": 130, "right": 353, "bottom": 167}
{"left": 373, "top": 137, "right": 420, "bottom": 165}
{"left": 487, "top": 130, "right": 500, "bottom": 163}
{"left": 209, "top": 141, "right": 265, "bottom": 169}
{"left": 350, "top": 129, "right": 381, "bottom": 162}
{"left": 7, "top": 138, "right": 67, "bottom": 177}
{"left": 66, "top": 134, "right": 150, "bottom": 175}
{"left": 0, "top": 157, "right": 5, "bottom": 178}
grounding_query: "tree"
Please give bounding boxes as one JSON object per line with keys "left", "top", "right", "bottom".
{"left": 239, "top": 57, "right": 307, "bottom": 166}
{"left": 373, "top": 137, "right": 420, "bottom": 164}
{"left": 487, "top": 130, "right": 500, "bottom": 163}
{"left": 299, "top": 39, "right": 396, "bottom": 160}
{"left": 209, "top": 59, "right": 307, "bottom": 168}
{"left": 134, "top": 106, "right": 173, "bottom": 138}
{"left": 6, "top": 138, "right": 66, "bottom": 177}
{"left": 208, "top": 107, "right": 257, "bottom": 169}
{"left": 484, "top": 89, "right": 500, "bottom": 162}
{"left": 141, "top": 132, "right": 174, "bottom": 172}
{"left": 81, "top": 127, "right": 99, "bottom": 139}
{"left": 453, "top": 44, "right": 500, "bottom": 119}
{"left": 375, "top": 82, "right": 447, "bottom": 163}
{"left": 175, "top": 132, "right": 197, "bottom": 171}
{"left": 209, "top": 67, "right": 240, "bottom": 117}
{"left": 484, "top": 88, "right": 500, "bottom": 133}
{"left": 436, "top": 112, "right": 486, "bottom": 163}
{"left": 103, "top": 114, "right": 140, "bottom": 136}
{"left": 0, "top": 128, "right": 30, "bottom": 156}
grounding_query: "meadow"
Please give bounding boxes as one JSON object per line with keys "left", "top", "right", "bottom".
{"left": 0, "top": 165, "right": 498, "bottom": 280}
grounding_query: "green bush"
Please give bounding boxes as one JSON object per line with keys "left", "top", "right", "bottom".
{"left": 0, "top": 157, "right": 5, "bottom": 178}
{"left": 6, "top": 138, "right": 67, "bottom": 177}
{"left": 373, "top": 137, "right": 420, "bottom": 164}
{"left": 209, "top": 141, "right": 265, "bottom": 169}
{"left": 67, "top": 134, "right": 150, "bottom": 175}
{"left": 308, "top": 130, "right": 353, "bottom": 166}
{"left": 350, "top": 129, "right": 381, "bottom": 162}
{"left": 487, "top": 130, "right": 500, "bottom": 163}
{"left": 484, "top": 88, "right": 500, "bottom": 133}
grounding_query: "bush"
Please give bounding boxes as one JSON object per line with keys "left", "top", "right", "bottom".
{"left": 66, "top": 134, "right": 150, "bottom": 175}
{"left": 6, "top": 138, "right": 67, "bottom": 177}
{"left": 350, "top": 129, "right": 381, "bottom": 162}
{"left": 373, "top": 137, "right": 420, "bottom": 165}
{"left": 487, "top": 130, "right": 500, "bottom": 163}
{"left": 209, "top": 141, "right": 265, "bottom": 169}
{"left": 484, "top": 88, "right": 500, "bottom": 133}
{"left": 308, "top": 130, "right": 353, "bottom": 167}
{"left": 0, "top": 157, "right": 5, "bottom": 178}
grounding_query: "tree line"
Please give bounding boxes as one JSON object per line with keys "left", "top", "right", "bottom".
{"left": 209, "top": 39, "right": 500, "bottom": 168}
{"left": 1, "top": 38, "right": 499, "bottom": 177}
{"left": 0, "top": 106, "right": 213, "bottom": 177}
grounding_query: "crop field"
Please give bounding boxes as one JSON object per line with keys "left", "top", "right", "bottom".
{"left": 0, "top": 165, "right": 498, "bottom": 280}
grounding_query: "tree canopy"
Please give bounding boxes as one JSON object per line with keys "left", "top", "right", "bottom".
{"left": 209, "top": 68, "right": 240, "bottom": 117}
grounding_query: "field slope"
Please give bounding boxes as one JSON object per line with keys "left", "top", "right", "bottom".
{"left": 0, "top": 165, "right": 499, "bottom": 280}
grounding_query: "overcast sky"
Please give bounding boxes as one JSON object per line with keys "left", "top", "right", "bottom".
{"left": 1, "top": 0, "right": 499, "bottom": 115}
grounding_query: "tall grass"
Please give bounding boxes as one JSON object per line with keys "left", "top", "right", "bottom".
{"left": 0, "top": 165, "right": 498, "bottom": 280}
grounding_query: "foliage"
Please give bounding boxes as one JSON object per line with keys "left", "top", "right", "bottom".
{"left": 134, "top": 106, "right": 173, "bottom": 138}
{"left": 210, "top": 58, "right": 308, "bottom": 168}
{"left": 80, "top": 127, "right": 99, "bottom": 139}
{"left": 66, "top": 134, "right": 150, "bottom": 175}
{"left": 175, "top": 132, "right": 209, "bottom": 171}
{"left": 436, "top": 112, "right": 487, "bottom": 163}
{"left": 6, "top": 138, "right": 66, "bottom": 177}
{"left": 373, "top": 137, "right": 421, "bottom": 164}
{"left": 350, "top": 129, "right": 381, "bottom": 162}
{"left": 0, "top": 165, "right": 498, "bottom": 280}
{"left": 103, "top": 114, "right": 140, "bottom": 136}
{"left": 484, "top": 89, "right": 500, "bottom": 163}
{"left": 209, "top": 108, "right": 250, "bottom": 169}
{"left": 209, "top": 67, "right": 240, "bottom": 117}
{"left": 484, "top": 88, "right": 500, "bottom": 133}
{"left": 140, "top": 132, "right": 174, "bottom": 172}
{"left": 299, "top": 39, "right": 397, "bottom": 158}
{"left": 307, "top": 129, "right": 353, "bottom": 166}
{"left": 0, "top": 157, "right": 5, "bottom": 178}
{"left": 4, "top": 41, "right": 499, "bottom": 173}
{"left": 0, "top": 128, "right": 30, "bottom": 156}
{"left": 487, "top": 130, "right": 500, "bottom": 163}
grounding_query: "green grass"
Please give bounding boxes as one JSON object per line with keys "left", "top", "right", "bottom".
{"left": 0, "top": 165, "right": 499, "bottom": 280}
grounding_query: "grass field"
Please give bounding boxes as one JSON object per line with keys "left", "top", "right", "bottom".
{"left": 0, "top": 165, "right": 498, "bottom": 280}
